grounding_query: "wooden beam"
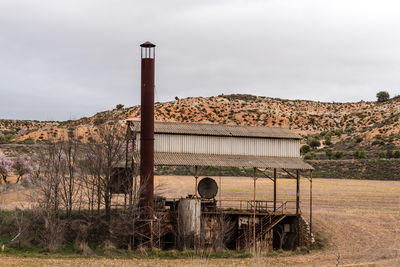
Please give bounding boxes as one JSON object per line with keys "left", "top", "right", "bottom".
{"left": 256, "top": 167, "right": 274, "bottom": 181}
{"left": 194, "top": 165, "right": 198, "bottom": 197}
{"left": 282, "top": 168, "right": 297, "bottom": 179}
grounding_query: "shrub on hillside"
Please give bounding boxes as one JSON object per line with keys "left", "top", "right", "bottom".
{"left": 115, "top": 104, "right": 124, "bottom": 110}
{"left": 386, "top": 150, "right": 394, "bottom": 159}
{"left": 300, "top": 145, "right": 311, "bottom": 154}
{"left": 355, "top": 136, "right": 363, "bottom": 143}
{"left": 353, "top": 150, "right": 366, "bottom": 159}
{"left": 334, "top": 129, "right": 343, "bottom": 137}
{"left": 303, "top": 152, "right": 315, "bottom": 160}
{"left": 307, "top": 138, "right": 321, "bottom": 149}
{"left": 325, "top": 149, "right": 334, "bottom": 159}
{"left": 376, "top": 91, "right": 390, "bottom": 102}
{"left": 334, "top": 151, "right": 344, "bottom": 159}
{"left": 324, "top": 135, "right": 332, "bottom": 146}
{"left": 0, "top": 132, "right": 17, "bottom": 144}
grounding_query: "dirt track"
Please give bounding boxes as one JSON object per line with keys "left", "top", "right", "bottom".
{"left": 1, "top": 176, "right": 399, "bottom": 266}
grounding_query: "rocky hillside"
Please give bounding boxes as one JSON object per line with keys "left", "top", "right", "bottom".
{"left": 1, "top": 94, "right": 400, "bottom": 150}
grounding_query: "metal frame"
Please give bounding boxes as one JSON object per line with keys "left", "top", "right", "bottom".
{"left": 125, "top": 120, "right": 314, "bottom": 249}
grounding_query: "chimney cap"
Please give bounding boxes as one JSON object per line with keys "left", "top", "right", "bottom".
{"left": 140, "top": 41, "right": 156, "bottom": 48}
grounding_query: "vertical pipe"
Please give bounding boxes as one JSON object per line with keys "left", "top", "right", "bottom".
{"left": 140, "top": 42, "right": 155, "bottom": 219}
{"left": 296, "top": 169, "right": 300, "bottom": 214}
{"left": 310, "top": 171, "right": 313, "bottom": 247}
{"left": 253, "top": 167, "right": 257, "bottom": 252}
{"left": 273, "top": 168, "right": 277, "bottom": 212}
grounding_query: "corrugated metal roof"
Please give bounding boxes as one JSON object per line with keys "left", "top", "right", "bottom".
{"left": 127, "top": 120, "right": 301, "bottom": 139}
{"left": 133, "top": 152, "right": 314, "bottom": 170}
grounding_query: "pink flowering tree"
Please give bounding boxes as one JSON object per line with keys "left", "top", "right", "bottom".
{"left": 12, "top": 156, "right": 33, "bottom": 183}
{"left": 0, "top": 153, "right": 13, "bottom": 183}
{"left": 17, "top": 127, "right": 28, "bottom": 136}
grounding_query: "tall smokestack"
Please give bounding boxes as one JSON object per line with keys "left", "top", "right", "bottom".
{"left": 140, "top": 41, "right": 155, "bottom": 219}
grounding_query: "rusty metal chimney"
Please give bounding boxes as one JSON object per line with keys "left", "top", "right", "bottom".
{"left": 140, "top": 41, "right": 155, "bottom": 219}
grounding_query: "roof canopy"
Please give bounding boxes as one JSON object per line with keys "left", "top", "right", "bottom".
{"left": 133, "top": 152, "right": 313, "bottom": 170}
{"left": 128, "top": 120, "right": 301, "bottom": 139}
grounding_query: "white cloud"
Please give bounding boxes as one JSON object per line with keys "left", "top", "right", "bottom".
{"left": 0, "top": 0, "right": 400, "bottom": 120}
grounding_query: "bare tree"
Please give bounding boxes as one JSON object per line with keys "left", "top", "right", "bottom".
{"left": 31, "top": 141, "right": 67, "bottom": 250}
{"left": 24, "top": 120, "right": 138, "bottom": 249}
{"left": 85, "top": 121, "right": 126, "bottom": 233}
{"left": 59, "top": 138, "right": 81, "bottom": 217}
{"left": 211, "top": 214, "right": 235, "bottom": 251}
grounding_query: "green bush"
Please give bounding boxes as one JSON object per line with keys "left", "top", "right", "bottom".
{"left": 334, "top": 151, "right": 344, "bottom": 159}
{"left": 325, "top": 149, "right": 334, "bottom": 159}
{"left": 334, "top": 129, "right": 343, "bottom": 137}
{"left": 345, "top": 126, "right": 355, "bottom": 134}
{"left": 300, "top": 145, "right": 311, "bottom": 154}
{"left": 324, "top": 139, "right": 332, "bottom": 146}
{"left": 355, "top": 136, "right": 363, "bottom": 143}
{"left": 376, "top": 91, "right": 390, "bottom": 102}
{"left": 353, "top": 150, "right": 366, "bottom": 159}
{"left": 307, "top": 136, "right": 321, "bottom": 149}
{"left": 303, "top": 152, "right": 315, "bottom": 160}
{"left": 393, "top": 150, "right": 400, "bottom": 158}
{"left": 0, "top": 133, "right": 17, "bottom": 144}
{"left": 324, "top": 135, "right": 332, "bottom": 146}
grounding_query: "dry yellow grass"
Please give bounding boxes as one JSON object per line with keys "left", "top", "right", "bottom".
{"left": 1, "top": 176, "right": 399, "bottom": 266}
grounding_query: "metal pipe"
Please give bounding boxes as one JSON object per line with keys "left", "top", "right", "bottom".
{"left": 310, "top": 170, "right": 313, "bottom": 247}
{"left": 273, "top": 168, "right": 277, "bottom": 212}
{"left": 296, "top": 169, "right": 300, "bottom": 214}
{"left": 253, "top": 167, "right": 257, "bottom": 252}
{"left": 139, "top": 42, "right": 156, "bottom": 219}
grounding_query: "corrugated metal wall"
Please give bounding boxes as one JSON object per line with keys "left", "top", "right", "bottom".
{"left": 136, "top": 133, "right": 300, "bottom": 158}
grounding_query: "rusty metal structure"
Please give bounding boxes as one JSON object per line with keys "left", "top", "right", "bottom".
{"left": 118, "top": 41, "right": 315, "bottom": 250}
{"left": 127, "top": 119, "right": 314, "bottom": 250}
{"left": 139, "top": 41, "right": 155, "bottom": 219}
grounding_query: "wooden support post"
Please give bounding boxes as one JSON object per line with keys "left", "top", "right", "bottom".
{"left": 194, "top": 166, "right": 198, "bottom": 197}
{"left": 219, "top": 167, "right": 222, "bottom": 208}
{"left": 296, "top": 169, "right": 300, "bottom": 214}
{"left": 253, "top": 167, "right": 257, "bottom": 252}
{"left": 273, "top": 168, "right": 277, "bottom": 212}
{"left": 310, "top": 171, "right": 313, "bottom": 247}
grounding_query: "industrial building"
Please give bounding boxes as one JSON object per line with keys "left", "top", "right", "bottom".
{"left": 126, "top": 120, "right": 314, "bottom": 250}
{"left": 118, "top": 41, "right": 314, "bottom": 251}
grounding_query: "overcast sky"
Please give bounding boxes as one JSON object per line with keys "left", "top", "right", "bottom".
{"left": 1, "top": 0, "right": 400, "bottom": 121}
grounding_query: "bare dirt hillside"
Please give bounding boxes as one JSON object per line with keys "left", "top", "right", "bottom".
{"left": 2, "top": 94, "right": 400, "bottom": 148}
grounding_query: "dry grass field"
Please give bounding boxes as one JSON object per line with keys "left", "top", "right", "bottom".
{"left": 1, "top": 176, "right": 399, "bottom": 266}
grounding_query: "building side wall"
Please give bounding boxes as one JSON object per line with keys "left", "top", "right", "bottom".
{"left": 135, "top": 133, "right": 300, "bottom": 158}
